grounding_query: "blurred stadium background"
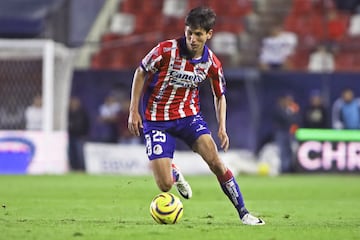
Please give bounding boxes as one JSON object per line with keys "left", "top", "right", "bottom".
{"left": 0, "top": 0, "right": 360, "bottom": 175}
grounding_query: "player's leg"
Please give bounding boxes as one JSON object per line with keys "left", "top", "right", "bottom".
{"left": 171, "top": 162, "right": 192, "bottom": 199}
{"left": 150, "top": 157, "right": 192, "bottom": 199}
{"left": 150, "top": 158, "right": 192, "bottom": 199}
{"left": 144, "top": 124, "right": 192, "bottom": 198}
{"left": 192, "top": 134, "right": 265, "bottom": 225}
{"left": 192, "top": 134, "right": 246, "bottom": 212}
{"left": 150, "top": 157, "right": 173, "bottom": 192}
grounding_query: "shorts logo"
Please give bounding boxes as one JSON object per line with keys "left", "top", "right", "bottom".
{"left": 153, "top": 144, "right": 163, "bottom": 155}
{"left": 196, "top": 124, "right": 207, "bottom": 132}
{"left": 145, "top": 134, "right": 152, "bottom": 156}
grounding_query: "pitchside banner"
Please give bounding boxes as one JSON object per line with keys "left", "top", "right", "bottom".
{"left": 0, "top": 131, "right": 68, "bottom": 174}
{"left": 295, "top": 129, "right": 360, "bottom": 172}
{"left": 84, "top": 143, "right": 258, "bottom": 175}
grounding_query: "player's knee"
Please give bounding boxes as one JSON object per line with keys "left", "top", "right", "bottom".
{"left": 157, "top": 179, "right": 173, "bottom": 192}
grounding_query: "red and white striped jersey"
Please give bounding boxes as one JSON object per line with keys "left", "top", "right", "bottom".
{"left": 140, "top": 37, "right": 226, "bottom": 121}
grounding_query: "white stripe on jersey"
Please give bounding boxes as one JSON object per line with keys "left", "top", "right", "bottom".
{"left": 179, "top": 89, "right": 189, "bottom": 118}
{"left": 189, "top": 89, "right": 197, "bottom": 115}
{"left": 209, "top": 50, "right": 225, "bottom": 94}
{"left": 164, "top": 88, "right": 177, "bottom": 121}
{"left": 150, "top": 40, "right": 177, "bottom": 121}
{"left": 150, "top": 103, "right": 157, "bottom": 121}
{"left": 177, "top": 58, "right": 188, "bottom": 118}
{"left": 218, "top": 68, "right": 225, "bottom": 93}
{"left": 162, "top": 40, "right": 178, "bottom": 121}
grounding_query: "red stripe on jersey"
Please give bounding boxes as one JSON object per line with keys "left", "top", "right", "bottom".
{"left": 141, "top": 37, "right": 225, "bottom": 121}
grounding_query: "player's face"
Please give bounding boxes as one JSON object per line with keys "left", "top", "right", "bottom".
{"left": 185, "top": 26, "right": 213, "bottom": 58}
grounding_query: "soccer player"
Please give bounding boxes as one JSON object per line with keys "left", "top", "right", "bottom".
{"left": 128, "top": 6, "right": 265, "bottom": 225}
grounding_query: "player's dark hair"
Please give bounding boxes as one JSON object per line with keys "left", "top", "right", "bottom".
{"left": 185, "top": 6, "right": 216, "bottom": 32}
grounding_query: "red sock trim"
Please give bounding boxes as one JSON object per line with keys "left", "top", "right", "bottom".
{"left": 217, "top": 169, "right": 233, "bottom": 183}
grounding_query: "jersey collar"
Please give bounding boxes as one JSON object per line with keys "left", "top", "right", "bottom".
{"left": 179, "top": 37, "right": 209, "bottom": 64}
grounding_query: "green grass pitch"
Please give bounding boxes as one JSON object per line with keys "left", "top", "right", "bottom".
{"left": 1, "top": 174, "right": 359, "bottom": 240}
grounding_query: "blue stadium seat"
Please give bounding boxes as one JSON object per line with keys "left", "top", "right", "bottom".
{"left": 0, "top": 0, "right": 64, "bottom": 38}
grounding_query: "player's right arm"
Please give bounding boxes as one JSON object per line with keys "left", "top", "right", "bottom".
{"left": 128, "top": 42, "right": 164, "bottom": 135}
{"left": 128, "top": 66, "right": 146, "bottom": 136}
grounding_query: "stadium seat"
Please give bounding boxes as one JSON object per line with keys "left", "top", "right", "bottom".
{"left": 216, "top": 18, "right": 244, "bottom": 33}
{"left": 290, "top": 0, "right": 314, "bottom": 16}
{"left": 109, "top": 13, "right": 135, "bottom": 35}
{"left": 163, "top": 0, "right": 187, "bottom": 18}
{"left": 187, "top": 0, "right": 206, "bottom": 11}
{"left": 120, "top": 0, "right": 143, "bottom": 13}
{"left": 121, "top": 0, "right": 164, "bottom": 14}
{"left": 91, "top": 51, "right": 112, "bottom": 69}
{"left": 335, "top": 52, "right": 355, "bottom": 71}
{"left": 353, "top": 53, "right": 360, "bottom": 71}
{"left": 288, "top": 49, "right": 310, "bottom": 71}
{"left": 0, "top": 0, "right": 66, "bottom": 38}
{"left": 100, "top": 33, "right": 121, "bottom": 43}
{"left": 135, "top": 13, "right": 164, "bottom": 33}
{"left": 208, "top": 0, "right": 252, "bottom": 17}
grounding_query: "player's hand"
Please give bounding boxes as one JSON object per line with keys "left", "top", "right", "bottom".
{"left": 218, "top": 128, "right": 229, "bottom": 152}
{"left": 128, "top": 111, "right": 143, "bottom": 136}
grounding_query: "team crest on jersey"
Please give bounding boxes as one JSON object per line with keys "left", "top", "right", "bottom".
{"left": 194, "top": 65, "right": 208, "bottom": 82}
{"left": 196, "top": 61, "right": 211, "bottom": 70}
{"left": 153, "top": 144, "right": 163, "bottom": 155}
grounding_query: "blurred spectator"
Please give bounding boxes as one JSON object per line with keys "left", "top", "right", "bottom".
{"left": 244, "top": 8, "right": 261, "bottom": 34}
{"left": 97, "top": 94, "right": 121, "bottom": 143}
{"left": 0, "top": 97, "right": 24, "bottom": 129}
{"left": 312, "top": 0, "right": 336, "bottom": 12}
{"left": 68, "top": 96, "right": 90, "bottom": 171}
{"left": 272, "top": 93, "right": 301, "bottom": 173}
{"left": 348, "top": 6, "right": 360, "bottom": 36}
{"left": 303, "top": 90, "right": 328, "bottom": 128}
{"left": 259, "top": 26, "right": 298, "bottom": 71}
{"left": 117, "top": 98, "right": 141, "bottom": 144}
{"left": 326, "top": 9, "right": 347, "bottom": 42}
{"left": 334, "top": 0, "right": 360, "bottom": 12}
{"left": 25, "top": 94, "right": 43, "bottom": 130}
{"left": 307, "top": 44, "right": 335, "bottom": 72}
{"left": 210, "top": 31, "right": 240, "bottom": 67}
{"left": 332, "top": 88, "right": 360, "bottom": 129}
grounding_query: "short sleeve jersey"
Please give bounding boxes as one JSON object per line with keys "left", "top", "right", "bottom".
{"left": 140, "top": 37, "right": 226, "bottom": 121}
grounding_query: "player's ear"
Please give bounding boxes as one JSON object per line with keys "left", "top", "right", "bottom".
{"left": 207, "top": 29, "right": 213, "bottom": 40}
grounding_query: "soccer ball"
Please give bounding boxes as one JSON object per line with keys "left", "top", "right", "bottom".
{"left": 149, "top": 192, "right": 183, "bottom": 224}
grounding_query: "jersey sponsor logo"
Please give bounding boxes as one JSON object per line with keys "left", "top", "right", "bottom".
{"left": 168, "top": 70, "right": 205, "bottom": 88}
{"left": 172, "top": 64, "right": 182, "bottom": 70}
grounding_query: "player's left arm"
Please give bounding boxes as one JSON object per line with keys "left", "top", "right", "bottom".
{"left": 213, "top": 92, "right": 229, "bottom": 151}
{"left": 211, "top": 81, "right": 230, "bottom": 152}
{"left": 208, "top": 55, "right": 229, "bottom": 151}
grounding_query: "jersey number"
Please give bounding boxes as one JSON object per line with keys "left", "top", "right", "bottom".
{"left": 152, "top": 130, "right": 166, "bottom": 142}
